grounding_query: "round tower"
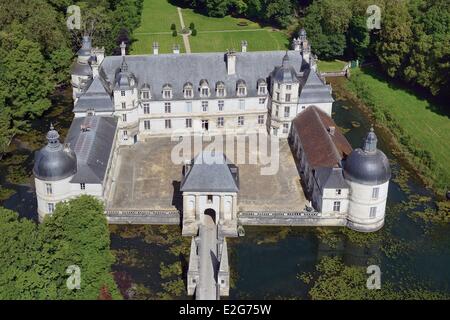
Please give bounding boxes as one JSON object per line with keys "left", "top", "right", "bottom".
{"left": 33, "top": 125, "right": 77, "bottom": 222}
{"left": 270, "top": 52, "right": 300, "bottom": 137}
{"left": 71, "top": 35, "right": 93, "bottom": 101}
{"left": 344, "top": 128, "right": 391, "bottom": 232}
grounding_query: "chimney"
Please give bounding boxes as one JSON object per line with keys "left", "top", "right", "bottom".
{"left": 120, "top": 41, "right": 126, "bottom": 57}
{"left": 241, "top": 40, "right": 248, "bottom": 52}
{"left": 328, "top": 126, "right": 336, "bottom": 136}
{"left": 152, "top": 42, "right": 159, "bottom": 55}
{"left": 293, "top": 38, "right": 301, "bottom": 51}
{"left": 226, "top": 50, "right": 236, "bottom": 75}
{"left": 172, "top": 44, "right": 180, "bottom": 54}
{"left": 91, "top": 59, "right": 99, "bottom": 77}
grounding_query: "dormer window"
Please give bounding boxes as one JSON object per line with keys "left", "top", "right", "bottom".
{"left": 199, "top": 79, "right": 210, "bottom": 97}
{"left": 183, "top": 82, "right": 193, "bottom": 99}
{"left": 162, "top": 84, "right": 172, "bottom": 99}
{"left": 216, "top": 81, "right": 226, "bottom": 97}
{"left": 236, "top": 79, "right": 247, "bottom": 96}
{"left": 257, "top": 79, "right": 267, "bottom": 95}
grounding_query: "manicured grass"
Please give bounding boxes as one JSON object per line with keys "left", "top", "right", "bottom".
{"left": 134, "top": 0, "right": 180, "bottom": 33}
{"left": 318, "top": 60, "right": 348, "bottom": 72}
{"left": 132, "top": 34, "right": 184, "bottom": 54}
{"left": 132, "top": 0, "right": 290, "bottom": 54}
{"left": 189, "top": 29, "right": 289, "bottom": 52}
{"left": 349, "top": 67, "right": 450, "bottom": 190}
{"left": 181, "top": 8, "right": 260, "bottom": 31}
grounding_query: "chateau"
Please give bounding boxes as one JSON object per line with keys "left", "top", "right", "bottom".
{"left": 33, "top": 30, "right": 391, "bottom": 299}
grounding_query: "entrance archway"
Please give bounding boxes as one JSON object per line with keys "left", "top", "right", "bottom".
{"left": 204, "top": 208, "right": 216, "bottom": 224}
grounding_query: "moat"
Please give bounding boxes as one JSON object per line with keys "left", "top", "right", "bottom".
{"left": 1, "top": 81, "right": 449, "bottom": 299}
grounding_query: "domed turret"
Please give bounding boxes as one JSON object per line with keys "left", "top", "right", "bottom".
{"left": 114, "top": 56, "right": 137, "bottom": 90}
{"left": 344, "top": 128, "right": 391, "bottom": 185}
{"left": 272, "top": 52, "right": 299, "bottom": 84}
{"left": 344, "top": 127, "right": 391, "bottom": 232}
{"left": 33, "top": 124, "right": 77, "bottom": 181}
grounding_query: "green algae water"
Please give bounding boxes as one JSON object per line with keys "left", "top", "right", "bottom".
{"left": 1, "top": 84, "right": 449, "bottom": 299}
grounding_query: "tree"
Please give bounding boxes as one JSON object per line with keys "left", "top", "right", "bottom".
{"left": 0, "top": 196, "right": 121, "bottom": 300}
{"left": 375, "top": 0, "right": 413, "bottom": 77}
{"left": 39, "top": 195, "right": 121, "bottom": 299}
{"left": 347, "top": 15, "right": 371, "bottom": 60}
{"left": 1, "top": 38, "right": 53, "bottom": 122}
{"left": 302, "top": 0, "right": 352, "bottom": 59}
{"left": 205, "top": 0, "right": 231, "bottom": 17}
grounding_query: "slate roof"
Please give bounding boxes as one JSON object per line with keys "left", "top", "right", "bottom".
{"left": 292, "top": 106, "right": 352, "bottom": 168}
{"left": 298, "top": 69, "right": 334, "bottom": 104}
{"left": 180, "top": 151, "right": 239, "bottom": 193}
{"left": 99, "top": 50, "right": 303, "bottom": 101}
{"left": 315, "top": 167, "right": 349, "bottom": 190}
{"left": 74, "top": 76, "right": 114, "bottom": 112}
{"left": 71, "top": 61, "right": 92, "bottom": 77}
{"left": 65, "top": 116, "right": 118, "bottom": 184}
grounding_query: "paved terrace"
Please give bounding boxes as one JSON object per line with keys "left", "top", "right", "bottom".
{"left": 106, "top": 137, "right": 308, "bottom": 212}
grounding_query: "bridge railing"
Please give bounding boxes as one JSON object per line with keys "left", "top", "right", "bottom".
{"left": 105, "top": 209, "right": 181, "bottom": 224}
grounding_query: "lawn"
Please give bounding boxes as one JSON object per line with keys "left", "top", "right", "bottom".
{"left": 134, "top": 0, "right": 180, "bottom": 33}
{"left": 189, "top": 29, "right": 289, "bottom": 52}
{"left": 132, "top": 0, "right": 290, "bottom": 54}
{"left": 348, "top": 67, "right": 450, "bottom": 191}
{"left": 317, "top": 60, "right": 348, "bottom": 72}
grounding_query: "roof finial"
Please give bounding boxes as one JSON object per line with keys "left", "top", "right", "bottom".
{"left": 46, "top": 123, "right": 60, "bottom": 148}
{"left": 363, "top": 126, "right": 378, "bottom": 153}
{"left": 121, "top": 56, "right": 128, "bottom": 72}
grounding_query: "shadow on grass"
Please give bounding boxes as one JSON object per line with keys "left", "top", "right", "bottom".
{"left": 360, "top": 65, "right": 450, "bottom": 119}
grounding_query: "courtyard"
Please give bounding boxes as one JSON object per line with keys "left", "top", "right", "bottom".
{"left": 107, "top": 137, "right": 308, "bottom": 213}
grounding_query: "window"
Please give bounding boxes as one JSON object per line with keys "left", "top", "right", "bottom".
{"left": 186, "top": 101, "right": 192, "bottom": 112}
{"left": 259, "top": 98, "right": 266, "bottom": 104}
{"left": 165, "top": 119, "right": 171, "bottom": 129}
{"left": 336, "top": 189, "right": 342, "bottom": 196}
{"left": 48, "top": 203, "right": 55, "bottom": 213}
{"left": 121, "top": 102, "right": 126, "bottom": 109}
{"left": 238, "top": 86, "right": 246, "bottom": 96}
{"left": 144, "top": 120, "right": 151, "bottom": 130}
{"left": 239, "top": 99, "right": 245, "bottom": 110}
{"left": 142, "top": 91, "right": 149, "bottom": 99}
{"left": 216, "top": 82, "right": 226, "bottom": 97}
{"left": 163, "top": 87, "right": 172, "bottom": 99}
{"left": 370, "top": 207, "right": 377, "bottom": 218}
{"left": 164, "top": 102, "right": 171, "bottom": 113}
{"left": 372, "top": 187, "right": 380, "bottom": 199}
{"left": 218, "top": 100, "right": 224, "bottom": 111}
{"left": 201, "top": 87, "right": 209, "bottom": 97}
{"left": 143, "top": 104, "right": 150, "bottom": 114}
{"left": 45, "top": 183, "right": 52, "bottom": 195}
{"left": 284, "top": 106, "right": 290, "bottom": 118}
{"left": 184, "top": 89, "right": 193, "bottom": 98}
{"left": 121, "top": 91, "right": 125, "bottom": 97}
{"left": 259, "top": 85, "right": 266, "bottom": 95}
{"left": 123, "top": 130, "right": 128, "bottom": 137}
{"left": 276, "top": 92, "right": 280, "bottom": 101}
{"left": 185, "top": 118, "right": 192, "bottom": 128}
{"left": 201, "top": 120, "right": 209, "bottom": 131}
{"left": 277, "top": 83, "right": 280, "bottom": 89}
{"left": 122, "top": 114, "right": 127, "bottom": 122}
{"left": 286, "top": 84, "right": 292, "bottom": 90}
{"left": 333, "top": 201, "right": 341, "bottom": 212}
{"left": 283, "top": 123, "right": 289, "bottom": 133}
{"left": 217, "top": 117, "right": 224, "bottom": 127}
{"left": 238, "top": 116, "right": 244, "bottom": 126}
{"left": 80, "top": 183, "right": 86, "bottom": 190}
{"left": 207, "top": 195, "right": 213, "bottom": 203}
{"left": 273, "top": 128, "right": 278, "bottom": 136}
{"left": 285, "top": 93, "right": 291, "bottom": 102}
{"left": 275, "top": 106, "right": 279, "bottom": 117}
{"left": 258, "top": 115, "right": 264, "bottom": 124}
{"left": 202, "top": 101, "right": 208, "bottom": 112}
